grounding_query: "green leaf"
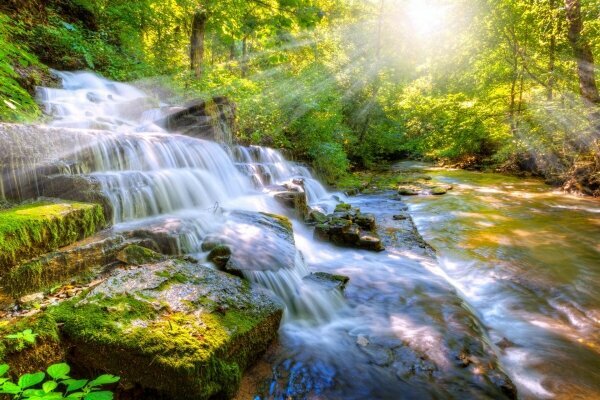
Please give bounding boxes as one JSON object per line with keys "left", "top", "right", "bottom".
{"left": 19, "top": 372, "right": 45, "bottom": 388}
{"left": 66, "top": 393, "right": 85, "bottom": 399}
{"left": 1, "top": 381, "right": 22, "bottom": 394}
{"left": 42, "top": 381, "right": 58, "bottom": 393}
{"left": 84, "top": 391, "right": 114, "bottom": 400}
{"left": 63, "top": 379, "right": 88, "bottom": 392}
{"left": 0, "top": 364, "right": 9, "bottom": 376}
{"left": 22, "top": 388, "right": 45, "bottom": 397}
{"left": 47, "top": 363, "right": 70, "bottom": 380}
{"left": 88, "top": 375, "right": 119, "bottom": 387}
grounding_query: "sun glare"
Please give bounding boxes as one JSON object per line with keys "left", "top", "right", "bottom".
{"left": 406, "top": 0, "right": 447, "bottom": 37}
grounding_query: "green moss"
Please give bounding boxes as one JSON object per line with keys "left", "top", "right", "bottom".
{"left": 117, "top": 244, "right": 164, "bottom": 265}
{"left": 334, "top": 202, "right": 352, "bottom": 212}
{"left": 0, "top": 201, "right": 106, "bottom": 273}
{"left": 259, "top": 212, "right": 293, "bottom": 233}
{"left": 41, "top": 259, "right": 284, "bottom": 399}
{"left": 0, "top": 313, "right": 64, "bottom": 377}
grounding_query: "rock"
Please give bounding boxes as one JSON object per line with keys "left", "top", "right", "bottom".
{"left": 393, "top": 215, "right": 408, "bottom": 220}
{"left": 208, "top": 245, "right": 232, "bottom": 269}
{"left": 303, "top": 272, "right": 350, "bottom": 292}
{"left": 154, "top": 97, "right": 237, "bottom": 145}
{"left": 314, "top": 224, "right": 331, "bottom": 241}
{"left": 356, "top": 213, "right": 376, "bottom": 231}
{"left": 496, "top": 337, "right": 517, "bottom": 351}
{"left": 308, "top": 210, "right": 328, "bottom": 224}
{"left": 274, "top": 191, "right": 309, "bottom": 220}
{"left": 397, "top": 186, "right": 419, "bottom": 196}
{"left": 116, "top": 244, "right": 164, "bottom": 265}
{"left": 358, "top": 235, "right": 384, "bottom": 252}
{"left": 201, "top": 235, "right": 227, "bottom": 252}
{"left": 19, "top": 292, "right": 44, "bottom": 304}
{"left": 211, "top": 212, "right": 296, "bottom": 278}
{"left": 341, "top": 225, "right": 361, "bottom": 244}
{"left": 334, "top": 202, "right": 352, "bottom": 213}
{"left": 431, "top": 186, "right": 448, "bottom": 195}
{"left": 0, "top": 200, "right": 106, "bottom": 274}
{"left": 50, "top": 260, "right": 283, "bottom": 399}
{"left": 42, "top": 175, "right": 113, "bottom": 222}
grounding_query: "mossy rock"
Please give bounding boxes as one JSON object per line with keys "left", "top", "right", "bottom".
{"left": 0, "top": 200, "right": 106, "bottom": 273}
{"left": 116, "top": 244, "right": 164, "bottom": 265}
{"left": 49, "top": 260, "right": 283, "bottom": 399}
{"left": 304, "top": 272, "right": 350, "bottom": 292}
{"left": 5, "top": 234, "right": 127, "bottom": 298}
{"left": 431, "top": 187, "right": 448, "bottom": 195}
{"left": 0, "top": 313, "right": 64, "bottom": 378}
{"left": 397, "top": 186, "right": 419, "bottom": 196}
{"left": 334, "top": 202, "right": 352, "bottom": 212}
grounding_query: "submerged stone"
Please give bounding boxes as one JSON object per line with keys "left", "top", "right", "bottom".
{"left": 0, "top": 200, "right": 106, "bottom": 274}
{"left": 397, "top": 186, "right": 419, "bottom": 196}
{"left": 208, "top": 245, "right": 232, "bottom": 269}
{"left": 303, "top": 272, "right": 350, "bottom": 292}
{"left": 50, "top": 260, "right": 283, "bottom": 399}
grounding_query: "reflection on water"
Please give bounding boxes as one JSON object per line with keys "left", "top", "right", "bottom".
{"left": 404, "top": 166, "right": 600, "bottom": 399}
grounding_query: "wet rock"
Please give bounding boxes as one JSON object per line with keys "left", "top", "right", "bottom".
{"left": 334, "top": 202, "right": 352, "bottom": 212}
{"left": 393, "top": 214, "right": 408, "bottom": 220}
{"left": 154, "top": 97, "right": 236, "bottom": 144}
{"left": 201, "top": 235, "right": 227, "bottom": 252}
{"left": 495, "top": 337, "right": 517, "bottom": 351}
{"left": 358, "top": 235, "right": 385, "bottom": 252}
{"left": 356, "top": 213, "right": 376, "bottom": 231}
{"left": 274, "top": 191, "right": 309, "bottom": 220}
{"left": 431, "top": 186, "right": 448, "bottom": 195}
{"left": 341, "top": 225, "right": 361, "bottom": 243}
{"left": 50, "top": 260, "right": 283, "bottom": 399}
{"left": 303, "top": 272, "right": 350, "bottom": 292}
{"left": 116, "top": 244, "right": 164, "bottom": 265}
{"left": 211, "top": 212, "right": 296, "bottom": 278}
{"left": 397, "top": 186, "right": 419, "bottom": 196}
{"left": 308, "top": 210, "right": 328, "bottom": 224}
{"left": 42, "top": 175, "right": 113, "bottom": 222}
{"left": 208, "top": 245, "right": 232, "bottom": 269}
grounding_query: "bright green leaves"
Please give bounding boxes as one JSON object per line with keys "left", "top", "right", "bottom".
{"left": 4, "top": 329, "right": 38, "bottom": 351}
{"left": 46, "top": 364, "right": 70, "bottom": 380}
{"left": 0, "top": 363, "right": 119, "bottom": 400}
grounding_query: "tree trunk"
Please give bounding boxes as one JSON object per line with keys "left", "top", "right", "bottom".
{"left": 547, "top": 0, "right": 557, "bottom": 101}
{"left": 190, "top": 8, "right": 208, "bottom": 79}
{"left": 241, "top": 35, "right": 249, "bottom": 78}
{"left": 564, "top": 0, "right": 599, "bottom": 105}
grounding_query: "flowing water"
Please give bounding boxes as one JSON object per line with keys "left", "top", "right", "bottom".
{"left": 9, "top": 72, "right": 598, "bottom": 399}
{"left": 399, "top": 164, "right": 600, "bottom": 399}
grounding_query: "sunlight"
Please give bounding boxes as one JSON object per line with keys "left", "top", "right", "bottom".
{"left": 406, "top": 0, "right": 447, "bottom": 37}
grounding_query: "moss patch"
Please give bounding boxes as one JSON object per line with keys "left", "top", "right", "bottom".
{"left": 48, "top": 260, "right": 283, "bottom": 399}
{"left": 0, "top": 313, "right": 64, "bottom": 377}
{"left": 116, "top": 244, "right": 164, "bottom": 265}
{"left": 0, "top": 200, "right": 106, "bottom": 273}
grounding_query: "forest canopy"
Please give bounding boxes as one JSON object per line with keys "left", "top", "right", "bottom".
{"left": 0, "top": 0, "right": 599, "bottom": 188}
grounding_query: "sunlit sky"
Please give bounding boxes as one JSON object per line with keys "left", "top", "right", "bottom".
{"left": 406, "top": 0, "right": 448, "bottom": 37}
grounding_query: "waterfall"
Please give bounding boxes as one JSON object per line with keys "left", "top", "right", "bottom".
{"left": 31, "top": 71, "right": 341, "bottom": 323}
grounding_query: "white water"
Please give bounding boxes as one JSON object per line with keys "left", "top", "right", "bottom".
{"left": 37, "top": 71, "right": 342, "bottom": 326}
{"left": 32, "top": 72, "right": 522, "bottom": 399}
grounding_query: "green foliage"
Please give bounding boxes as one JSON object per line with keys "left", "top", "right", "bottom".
{"left": 0, "top": 13, "right": 41, "bottom": 122}
{"left": 0, "top": 362, "right": 119, "bottom": 400}
{"left": 4, "top": 330, "right": 38, "bottom": 352}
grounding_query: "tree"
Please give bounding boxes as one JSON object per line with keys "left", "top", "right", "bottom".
{"left": 190, "top": 7, "right": 208, "bottom": 78}
{"left": 564, "top": 0, "right": 599, "bottom": 105}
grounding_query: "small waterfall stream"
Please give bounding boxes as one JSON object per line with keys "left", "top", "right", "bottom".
{"left": 36, "top": 71, "right": 343, "bottom": 330}
{"left": 25, "top": 71, "right": 599, "bottom": 399}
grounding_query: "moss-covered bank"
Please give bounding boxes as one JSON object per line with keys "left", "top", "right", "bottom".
{"left": 0, "top": 200, "right": 106, "bottom": 273}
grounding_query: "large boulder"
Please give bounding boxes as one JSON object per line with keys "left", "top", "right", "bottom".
{"left": 207, "top": 212, "right": 297, "bottom": 278}
{"left": 154, "top": 97, "right": 237, "bottom": 144}
{"left": 50, "top": 260, "right": 283, "bottom": 399}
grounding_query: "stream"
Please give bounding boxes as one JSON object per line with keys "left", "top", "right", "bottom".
{"left": 15, "top": 72, "right": 600, "bottom": 399}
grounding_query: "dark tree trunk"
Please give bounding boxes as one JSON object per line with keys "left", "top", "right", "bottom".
{"left": 190, "top": 8, "right": 208, "bottom": 79}
{"left": 564, "top": 0, "right": 599, "bottom": 105}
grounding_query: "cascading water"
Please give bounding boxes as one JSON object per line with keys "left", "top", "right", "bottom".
{"left": 35, "top": 71, "right": 343, "bottom": 329}
{"left": 27, "top": 71, "right": 543, "bottom": 399}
